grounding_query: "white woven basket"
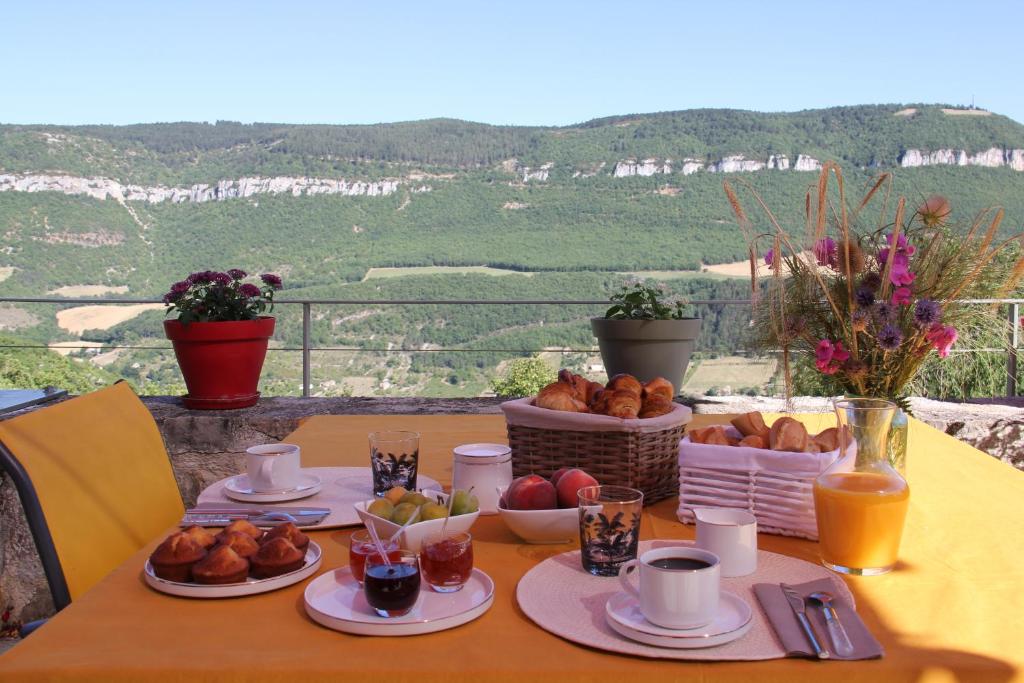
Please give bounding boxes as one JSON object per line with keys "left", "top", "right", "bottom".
{"left": 677, "top": 427, "right": 840, "bottom": 540}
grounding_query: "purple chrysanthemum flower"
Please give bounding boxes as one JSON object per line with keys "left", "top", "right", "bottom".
{"left": 873, "top": 302, "right": 897, "bottom": 322}
{"left": 210, "top": 272, "right": 232, "bottom": 285}
{"left": 878, "top": 323, "right": 903, "bottom": 351}
{"left": 914, "top": 299, "right": 941, "bottom": 327}
{"left": 170, "top": 280, "right": 190, "bottom": 295}
{"left": 226, "top": 268, "right": 247, "bottom": 280}
{"left": 260, "top": 273, "right": 283, "bottom": 290}
{"left": 854, "top": 287, "right": 875, "bottom": 307}
{"left": 188, "top": 271, "right": 213, "bottom": 285}
{"left": 238, "top": 283, "right": 261, "bottom": 298}
{"left": 162, "top": 290, "right": 182, "bottom": 304}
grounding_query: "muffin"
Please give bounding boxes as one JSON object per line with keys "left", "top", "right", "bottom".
{"left": 191, "top": 545, "right": 250, "bottom": 585}
{"left": 149, "top": 532, "right": 206, "bottom": 583}
{"left": 250, "top": 537, "right": 305, "bottom": 579}
{"left": 261, "top": 522, "right": 309, "bottom": 552}
{"left": 218, "top": 519, "right": 263, "bottom": 542}
{"left": 181, "top": 525, "right": 218, "bottom": 550}
{"left": 216, "top": 530, "right": 260, "bottom": 559}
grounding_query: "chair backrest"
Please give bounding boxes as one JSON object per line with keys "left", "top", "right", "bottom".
{"left": 0, "top": 382, "right": 184, "bottom": 605}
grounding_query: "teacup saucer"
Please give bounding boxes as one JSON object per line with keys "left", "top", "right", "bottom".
{"left": 224, "top": 473, "right": 323, "bottom": 503}
{"left": 605, "top": 590, "right": 752, "bottom": 649}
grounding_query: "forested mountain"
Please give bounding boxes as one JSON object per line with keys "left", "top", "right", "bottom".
{"left": 1, "top": 104, "right": 1022, "bottom": 397}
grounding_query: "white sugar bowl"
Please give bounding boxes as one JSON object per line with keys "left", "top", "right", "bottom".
{"left": 451, "top": 443, "right": 512, "bottom": 515}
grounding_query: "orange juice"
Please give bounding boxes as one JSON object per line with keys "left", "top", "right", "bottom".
{"left": 813, "top": 472, "right": 909, "bottom": 573}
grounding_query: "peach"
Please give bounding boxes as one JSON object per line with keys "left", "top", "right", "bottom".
{"left": 550, "top": 467, "right": 572, "bottom": 487}
{"left": 506, "top": 474, "right": 558, "bottom": 511}
{"left": 555, "top": 468, "right": 599, "bottom": 508}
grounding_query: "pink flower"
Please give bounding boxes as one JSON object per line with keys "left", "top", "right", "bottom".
{"left": 925, "top": 324, "right": 958, "bottom": 359}
{"left": 879, "top": 233, "right": 917, "bottom": 286}
{"left": 892, "top": 287, "right": 913, "bottom": 306}
{"left": 815, "top": 339, "right": 849, "bottom": 375}
{"left": 764, "top": 249, "right": 776, "bottom": 267}
{"left": 832, "top": 342, "right": 850, "bottom": 363}
{"left": 813, "top": 237, "right": 837, "bottom": 269}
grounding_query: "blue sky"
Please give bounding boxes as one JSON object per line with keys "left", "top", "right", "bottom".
{"left": 3, "top": 0, "right": 1023, "bottom": 126}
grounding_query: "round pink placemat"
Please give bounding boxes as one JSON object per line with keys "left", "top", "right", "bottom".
{"left": 515, "top": 539, "right": 854, "bottom": 661}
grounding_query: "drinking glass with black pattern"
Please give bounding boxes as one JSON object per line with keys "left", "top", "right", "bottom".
{"left": 369, "top": 431, "right": 420, "bottom": 497}
{"left": 578, "top": 485, "right": 644, "bottom": 576}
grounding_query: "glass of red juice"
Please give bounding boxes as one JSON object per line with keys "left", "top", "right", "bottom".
{"left": 420, "top": 532, "right": 473, "bottom": 593}
{"left": 364, "top": 550, "right": 421, "bottom": 617}
{"left": 348, "top": 529, "right": 400, "bottom": 584}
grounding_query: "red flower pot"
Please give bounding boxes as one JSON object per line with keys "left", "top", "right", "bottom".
{"left": 163, "top": 317, "right": 275, "bottom": 410}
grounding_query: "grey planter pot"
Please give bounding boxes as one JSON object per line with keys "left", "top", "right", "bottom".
{"left": 590, "top": 318, "right": 702, "bottom": 391}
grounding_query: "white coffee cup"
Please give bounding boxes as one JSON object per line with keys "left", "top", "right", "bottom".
{"left": 694, "top": 508, "right": 758, "bottom": 578}
{"left": 245, "top": 443, "right": 301, "bottom": 492}
{"left": 617, "top": 547, "right": 720, "bottom": 629}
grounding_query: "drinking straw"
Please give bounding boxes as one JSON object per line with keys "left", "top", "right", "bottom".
{"left": 387, "top": 506, "right": 421, "bottom": 545}
{"left": 438, "top": 488, "right": 458, "bottom": 539}
{"left": 364, "top": 523, "right": 393, "bottom": 568}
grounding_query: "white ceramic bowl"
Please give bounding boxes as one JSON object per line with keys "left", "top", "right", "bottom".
{"left": 496, "top": 487, "right": 579, "bottom": 544}
{"left": 353, "top": 491, "right": 479, "bottom": 553}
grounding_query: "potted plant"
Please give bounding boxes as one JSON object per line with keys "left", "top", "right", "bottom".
{"left": 724, "top": 163, "right": 1024, "bottom": 470}
{"left": 590, "top": 281, "right": 702, "bottom": 390}
{"left": 162, "top": 269, "right": 283, "bottom": 409}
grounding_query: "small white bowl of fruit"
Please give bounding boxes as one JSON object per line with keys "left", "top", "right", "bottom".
{"left": 354, "top": 487, "right": 480, "bottom": 553}
{"left": 497, "top": 468, "right": 598, "bottom": 544}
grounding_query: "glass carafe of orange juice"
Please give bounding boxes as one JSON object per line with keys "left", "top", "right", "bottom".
{"left": 813, "top": 398, "right": 909, "bottom": 575}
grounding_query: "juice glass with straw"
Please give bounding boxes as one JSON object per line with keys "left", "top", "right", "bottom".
{"left": 813, "top": 398, "right": 910, "bottom": 575}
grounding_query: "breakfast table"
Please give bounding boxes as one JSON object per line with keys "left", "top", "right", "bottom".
{"left": 2, "top": 413, "right": 1022, "bottom": 682}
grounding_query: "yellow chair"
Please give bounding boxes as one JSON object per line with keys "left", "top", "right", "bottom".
{"left": 0, "top": 382, "right": 184, "bottom": 613}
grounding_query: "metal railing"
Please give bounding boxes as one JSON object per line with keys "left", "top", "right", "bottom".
{"left": 1, "top": 296, "right": 1020, "bottom": 397}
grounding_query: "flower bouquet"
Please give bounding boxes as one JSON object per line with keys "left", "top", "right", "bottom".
{"left": 723, "top": 163, "right": 1024, "bottom": 465}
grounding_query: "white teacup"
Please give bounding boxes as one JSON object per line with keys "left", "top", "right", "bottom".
{"left": 245, "top": 443, "right": 301, "bottom": 493}
{"left": 617, "top": 547, "right": 720, "bottom": 629}
{"left": 694, "top": 508, "right": 758, "bottom": 577}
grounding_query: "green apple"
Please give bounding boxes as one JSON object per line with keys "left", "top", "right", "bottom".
{"left": 450, "top": 488, "right": 479, "bottom": 516}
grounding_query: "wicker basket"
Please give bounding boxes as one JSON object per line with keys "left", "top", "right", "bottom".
{"left": 676, "top": 427, "right": 839, "bottom": 540}
{"left": 500, "top": 397, "right": 692, "bottom": 505}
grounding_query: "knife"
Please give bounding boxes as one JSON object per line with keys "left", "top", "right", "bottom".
{"left": 182, "top": 505, "right": 330, "bottom": 527}
{"left": 781, "top": 583, "right": 830, "bottom": 659}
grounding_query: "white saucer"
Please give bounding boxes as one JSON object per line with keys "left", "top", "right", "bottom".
{"left": 144, "top": 542, "right": 322, "bottom": 598}
{"left": 605, "top": 590, "right": 753, "bottom": 649}
{"left": 224, "top": 473, "right": 322, "bottom": 503}
{"left": 304, "top": 566, "right": 494, "bottom": 636}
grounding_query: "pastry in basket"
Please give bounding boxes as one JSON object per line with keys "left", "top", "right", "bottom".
{"left": 606, "top": 373, "right": 643, "bottom": 397}
{"left": 191, "top": 545, "right": 250, "bottom": 585}
{"left": 217, "top": 530, "right": 261, "bottom": 559}
{"left": 558, "top": 369, "right": 604, "bottom": 405}
{"left": 250, "top": 537, "right": 305, "bottom": 578}
{"left": 769, "top": 417, "right": 809, "bottom": 452}
{"left": 591, "top": 389, "right": 640, "bottom": 419}
{"left": 638, "top": 394, "right": 673, "bottom": 419}
{"left": 688, "top": 425, "right": 733, "bottom": 446}
{"left": 730, "top": 412, "right": 769, "bottom": 439}
{"left": 641, "top": 377, "right": 674, "bottom": 402}
{"left": 181, "top": 524, "right": 218, "bottom": 549}
{"left": 813, "top": 427, "right": 841, "bottom": 452}
{"left": 261, "top": 522, "right": 310, "bottom": 552}
{"left": 219, "top": 519, "right": 263, "bottom": 542}
{"left": 149, "top": 532, "right": 207, "bottom": 583}
{"left": 535, "top": 381, "right": 589, "bottom": 413}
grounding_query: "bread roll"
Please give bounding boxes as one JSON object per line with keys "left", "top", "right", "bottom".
{"left": 812, "top": 427, "right": 840, "bottom": 453}
{"left": 768, "top": 417, "right": 809, "bottom": 452}
{"left": 730, "top": 412, "right": 768, "bottom": 438}
{"left": 738, "top": 434, "right": 766, "bottom": 449}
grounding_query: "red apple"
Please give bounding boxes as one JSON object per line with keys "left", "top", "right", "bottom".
{"left": 550, "top": 467, "right": 572, "bottom": 487}
{"left": 555, "top": 468, "right": 599, "bottom": 508}
{"left": 506, "top": 474, "right": 558, "bottom": 511}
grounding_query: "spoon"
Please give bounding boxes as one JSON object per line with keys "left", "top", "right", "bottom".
{"left": 808, "top": 591, "right": 854, "bottom": 656}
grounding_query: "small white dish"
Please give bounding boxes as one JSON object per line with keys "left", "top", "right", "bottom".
{"left": 224, "top": 473, "right": 322, "bottom": 503}
{"left": 304, "top": 566, "right": 494, "bottom": 636}
{"left": 144, "top": 542, "right": 322, "bottom": 598}
{"left": 353, "top": 491, "right": 479, "bottom": 553}
{"left": 605, "top": 589, "right": 752, "bottom": 649}
{"left": 496, "top": 487, "right": 578, "bottom": 544}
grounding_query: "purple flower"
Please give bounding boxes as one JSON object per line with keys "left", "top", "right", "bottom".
{"left": 170, "top": 280, "right": 190, "bottom": 295}
{"left": 188, "top": 271, "right": 213, "bottom": 285}
{"left": 878, "top": 323, "right": 903, "bottom": 351}
{"left": 260, "top": 273, "right": 283, "bottom": 290}
{"left": 874, "top": 302, "right": 897, "bottom": 322}
{"left": 813, "top": 237, "right": 837, "bottom": 269}
{"left": 227, "top": 269, "right": 247, "bottom": 280}
{"left": 855, "top": 287, "right": 875, "bottom": 307}
{"left": 914, "top": 299, "right": 942, "bottom": 327}
{"left": 764, "top": 249, "right": 776, "bottom": 268}
{"left": 239, "top": 283, "right": 261, "bottom": 298}
{"left": 209, "top": 272, "right": 232, "bottom": 285}
{"left": 860, "top": 272, "right": 882, "bottom": 292}
{"left": 851, "top": 308, "right": 870, "bottom": 332}
{"left": 162, "top": 290, "right": 181, "bottom": 304}
{"left": 879, "top": 234, "right": 916, "bottom": 287}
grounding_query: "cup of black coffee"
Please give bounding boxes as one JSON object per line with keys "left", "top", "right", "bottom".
{"left": 617, "top": 547, "right": 720, "bottom": 629}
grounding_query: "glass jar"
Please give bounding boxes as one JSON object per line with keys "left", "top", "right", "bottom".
{"left": 451, "top": 443, "right": 512, "bottom": 515}
{"left": 813, "top": 398, "right": 910, "bottom": 575}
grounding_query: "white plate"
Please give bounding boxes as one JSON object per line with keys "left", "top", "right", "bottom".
{"left": 143, "top": 542, "right": 322, "bottom": 598}
{"left": 605, "top": 590, "right": 753, "bottom": 649}
{"left": 304, "top": 566, "right": 494, "bottom": 636}
{"left": 224, "top": 473, "right": 323, "bottom": 503}
{"left": 197, "top": 467, "right": 443, "bottom": 529}
{"left": 353, "top": 491, "right": 479, "bottom": 553}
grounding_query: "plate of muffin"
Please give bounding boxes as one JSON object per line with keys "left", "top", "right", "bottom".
{"left": 144, "top": 520, "right": 322, "bottom": 598}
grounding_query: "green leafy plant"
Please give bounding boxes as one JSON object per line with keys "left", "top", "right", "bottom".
{"left": 604, "top": 281, "right": 691, "bottom": 320}
{"left": 163, "top": 269, "right": 282, "bottom": 324}
{"left": 491, "top": 356, "right": 555, "bottom": 398}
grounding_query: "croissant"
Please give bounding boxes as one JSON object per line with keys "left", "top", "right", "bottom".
{"left": 602, "top": 390, "right": 640, "bottom": 419}
{"left": 606, "top": 373, "right": 642, "bottom": 397}
{"left": 642, "top": 377, "right": 674, "bottom": 402}
{"left": 638, "top": 394, "right": 673, "bottom": 419}
{"left": 535, "top": 382, "right": 589, "bottom": 412}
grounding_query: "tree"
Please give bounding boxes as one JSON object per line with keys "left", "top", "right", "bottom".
{"left": 491, "top": 356, "right": 556, "bottom": 398}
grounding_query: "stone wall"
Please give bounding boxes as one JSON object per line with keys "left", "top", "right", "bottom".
{"left": 1, "top": 395, "right": 1020, "bottom": 627}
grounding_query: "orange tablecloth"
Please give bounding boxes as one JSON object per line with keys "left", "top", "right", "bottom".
{"left": 2, "top": 414, "right": 1022, "bottom": 682}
